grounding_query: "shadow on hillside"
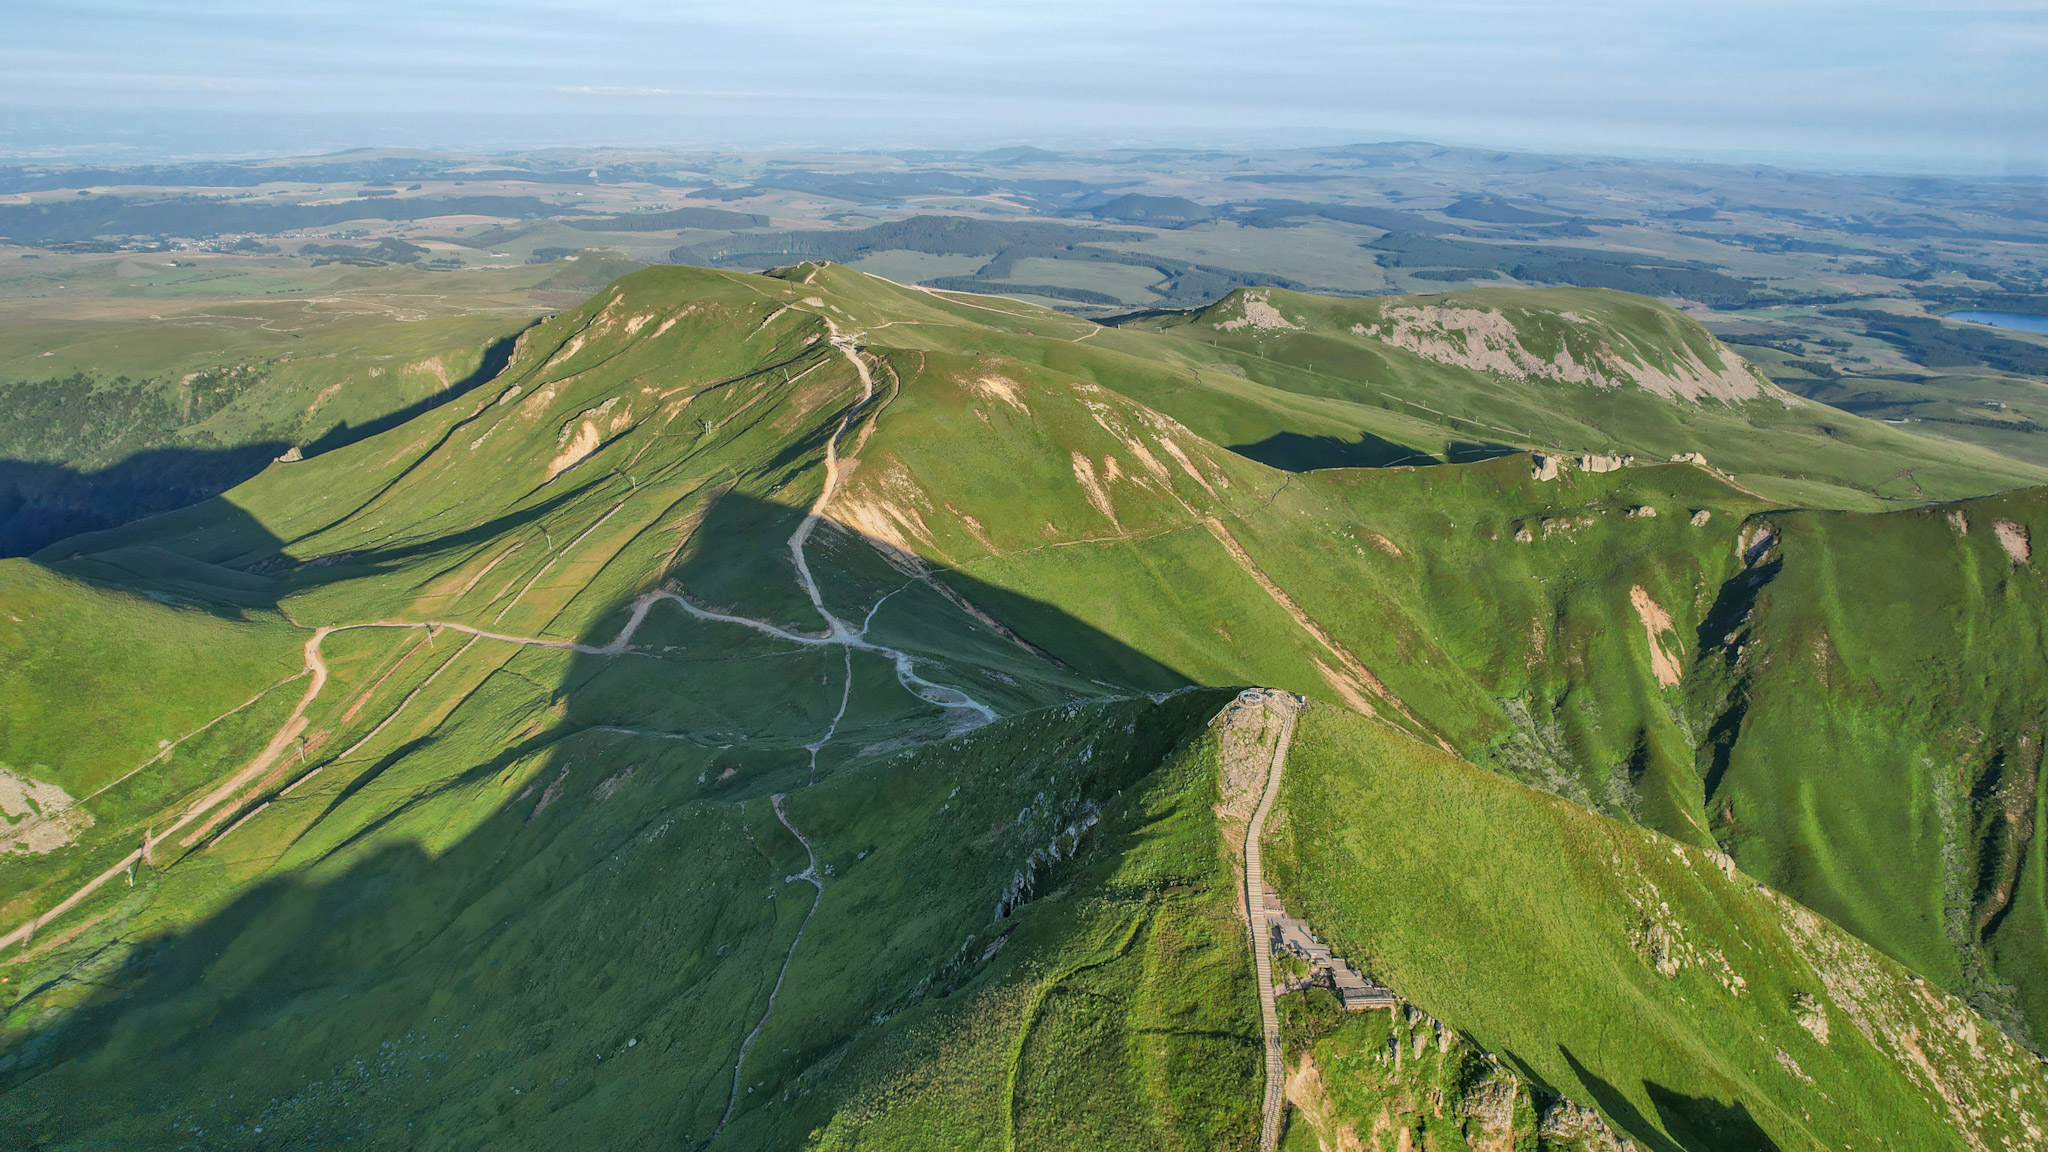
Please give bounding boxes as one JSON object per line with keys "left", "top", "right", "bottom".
{"left": 1224, "top": 432, "right": 1521, "bottom": 473}
{"left": 1692, "top": 545, "right": 1782, "bottom": 806}
{"left": 1559, "top": 1047, "right": 1782, "bottom": 1152}
{"left": 0, "top": 446, "right": 288, "bottom": 559}
{"left": 1443, "top": 439, "right": 1522, "bottom": 464}
{"left": 0, "top": 331, "right": 524, "bottom": 560}
{"left": 1227, "top": 430, "right": 1436, "bottom": 471}
{"left": 0, "top": 490, "right": 1203, "bottom": 1144}
{"left": 1647, "top": 1082, "right": 1782, "bottom": 1152}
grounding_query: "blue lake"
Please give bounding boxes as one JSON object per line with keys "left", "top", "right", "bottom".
{"left": 1947, "top": 310, "right": 2048, "bottom": 334}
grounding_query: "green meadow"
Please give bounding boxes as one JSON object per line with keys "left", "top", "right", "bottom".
{"left": 1, "top": 262, "right": 2044, "bottom": 1148}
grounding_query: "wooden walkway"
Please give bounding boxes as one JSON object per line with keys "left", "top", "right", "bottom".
{"left": 1241, "top": 689, "right": 1302, "bottom": 1152}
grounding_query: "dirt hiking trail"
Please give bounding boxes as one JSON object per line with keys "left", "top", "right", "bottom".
{"left": 1237, "top": 688, "right": 1304, "bottom": 1152}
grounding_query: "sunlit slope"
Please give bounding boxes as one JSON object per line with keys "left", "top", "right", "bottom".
{"left": 0, "top": 309, "right": 526, "bottom": 465}
{"left": 0, "top": 304, "right": 536, "bottom": 556}
{"left": 1268, "top": 703, "right": 2048, "bottom": 1152}
{"left": 767, "top": 273, "right": 1759, "bottom": 825}
{"left": 871, "top": 324, "right": 2048, "bottom": 1045}
{"left": 3, "top": 263, "right": 2046, "bottom": 1146}
{"left": 29, "top": 263, "right": 2047, "bottom": 995}
{"left": 744, "top": 268, "right": 2048, "bottom": 1050}
{"left": 0, "top": 264, "right": 1257, "bottom": 1148}
{"left": 697, "top": 266, "right": 2048, "bottom": 1048}
{"left": 1689, "top": 489, "right": 2048, "bottom": 1045}
{"left": 0, "top": 563, "right": 301, "bottom": 936}
{"left": 1116, "top": 286, "right": 2048, "bottom": 507}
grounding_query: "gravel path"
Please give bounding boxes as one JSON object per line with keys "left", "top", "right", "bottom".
{"left": 1240, "top": 690, "right": 1303, "bottom": 1152}
{"left": 2, "top": 317, "right": 996, "bottom": 958}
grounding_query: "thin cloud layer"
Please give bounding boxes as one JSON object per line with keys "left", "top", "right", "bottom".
{"left": 5, "top": 0, "right": 2045, "bottom": 169}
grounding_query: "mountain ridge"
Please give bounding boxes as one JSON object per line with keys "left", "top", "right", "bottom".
{"left": 1, "top": 262, "right": 2045, "bottom": 1149}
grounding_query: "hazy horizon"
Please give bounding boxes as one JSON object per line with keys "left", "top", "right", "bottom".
{"left": 6, "top": 1, "right": 2047, "bottom": 177}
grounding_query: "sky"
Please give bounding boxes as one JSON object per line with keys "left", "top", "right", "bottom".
{"left": 5, "top": 1, "right": 2047, "bottom": 173}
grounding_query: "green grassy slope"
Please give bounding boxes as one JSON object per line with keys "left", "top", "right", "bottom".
{"left": 0, "top": 264, "right": 1253, "bottom": 1139}
{"left": 1, "top": 690, "right": 1246, "bottom": 1149}
{"left": 1268, "top": 703, "right": 2048, "bottom": 1152}
{"left": 767, "top": 267, "right": 2048, "bottom": 1049}
{"left": 0, "top": 562, "right": 301, "bottom": 938}
{"left": 1688, "top": 489, "right": 2048, "bottom": 1044}
{"left": 773, "top": 282, "right": 1761, "bottom": 835}
{"left": 847, "top": 285, "right": 2048, "bottom": 1042}
{"left": 0, "top": 310, "right": 526, "bottom": 467}
{"left": 0, "top": 249, "right": 651, "bottom": 556}
{"left": 1, "top": 263, "right": 2044, "bottom": 1146}
{"left": 790, "top": 702, "right": 1258, "bottom": 1152}
{"left": 1114, "top": 286, "right": 2048, "bottom": 508}
{"left": 0, "top": 306, "right": 537, "bottom": 556}
{"left": 0, "top": 265, "right": 1255, "bottom": 1149}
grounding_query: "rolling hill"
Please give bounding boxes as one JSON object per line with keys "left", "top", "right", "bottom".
{"left": 1114, "top": 286, "right": 2048, "bottom": 508}
{"left": 1, "top": 263, "right": 2045, "bottom": 1149}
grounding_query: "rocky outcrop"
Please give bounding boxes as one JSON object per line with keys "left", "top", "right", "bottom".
{"left": 1349, "top": 304, "right": 1772, "bottom": 403}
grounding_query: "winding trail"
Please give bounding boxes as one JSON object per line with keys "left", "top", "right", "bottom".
{"left": 718, "top": 794, "right": 826, "bottom": 1132}
{"left": 785, "top": 326, "right": 872, "bottom": 628}
{"left": 80, "top": 669, "right": 310, "bottom": 805}
{"left": 0, "top": 631, "right": 340, "bottom": 948}
{"left": 0, "top": 666, "right": 317, "bottom": 947}
{"left": 709, "top": 319, "right": 923, "bottom": 1142}
{"left": 1241, "top": 690, "right": 1303, "bottom": 1152}
{"left": 2, "top": 314, "right": 994, "bottom": 958}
